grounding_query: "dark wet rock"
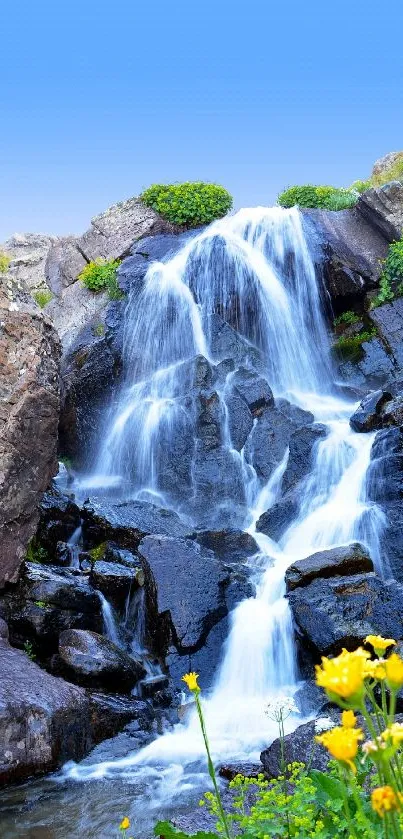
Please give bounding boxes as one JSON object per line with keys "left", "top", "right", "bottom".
{"left": 365, "top": 427, "right": 403, "bottom": 581}
{"left": 138, "top": 536, "right": 230, "bottom": 654}
{"left": 357, "top": 182, "right": 403, "bottom": 242}
{"left": 285, "top": 543, "right": 373, "bottom": 591}
{"left": 104, "top": 543, "right": 145, "bottom": 568}
{"left": 350, "top": 389, "right": 392, "bottom": 431}
{"left": 54, "top": 541, "right": 77, "bottom": 567}
{"left": 90, "top": 560, "right": 144, "bottom": 610}
{"left": 82, "top": 498, "right": 192, "bottom": 550}
{"left": 230, "top": 367, "right": 274, "bottom": 416}
{"left": 225, "top": 389, "right": 254, "bottom": 451}
{"left": 196, "top": 390, "right": 224, "bottom": 451}
{"left": 245, "top": 401, "right": 313, "bottom": 482}
{"left": 208, "top": 313, "right": 266, "bottom": 373}
{"left": 256, "top": 489, "right": 300, "bottom": 543}
{"left": 338, "top": 336, "right": 396, "bottom": 391}
{"left": 370, "top": 298, "right": 403, "bottom": 370}
{"left": 189, "top": 446, "right": 247, "bottom": 528}
{"left": 282, "top": 424, "right": 327, "bottom": 494}
{"left": 36, "top": 486, "right": 81, "bottom": 554}
{"left": 288, "top": 573, "right": 403, "bottom": 657}
{"left": 195, "top": 530, "right": 259, "bottom": 565}
{"left": 0, "top": 301, "right": 60, "bottom": 588}
{"left": 0, "top": 617, "right": 9, "bottom": 641}
{"left": 219, "top": 762, "right": 262, "bottom": 781}
{"left": 57, "top": 629, "right": 145, "bottom": 691}
{"left": 89, "top": 692, "right": 153, "bottom": 743}
{"left": 0, "top": 563, "right": 103, "bottom": 654}
{"left": 0, "top": 636, "right": 91, "bottom": 783}
{"left": 382, "top": 394, "right": 403, "bottom": 427}
{"left": 261, "top": 717, "right": 338, "bottom": 777}
{"left": 294, "top": 680, "right": 327, "bottom": 716}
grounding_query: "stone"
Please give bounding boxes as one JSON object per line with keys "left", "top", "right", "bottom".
{"left": 260, "top": 717, "right": 338, "bottom": 777}
{"left": 0, "top": 233, "right": 58, "bottom": 299}
{"left": 256, "top": 489, "right": 300, "bottom": 543}
{"left": 36, "top": 486, "right": 81, "bottom": 554}
{"left": 357, "top": 182, "right": 403, "bottom": 242}
{"left": 46, "top": 281, "right": 110, "bottom": 353}
{"left": 57, "top": 629, "right": 145, "bottom": 691}
{"left": 89, "top": 692, "right": 153, "bottom": 743}
{"left": 82, "top": 498, "right": 192, "bottom": 550}
{"left": 44, "top": 237, "right": 87, "bottom": 294}
{"left": 230, "top": 367, "right": 274, "bottom": 416}
{"left": 208, "top": 313, "right": 266, "bottom": 373}
{"left": 288, "top": 573, "right": 403, "bottom": 657}
{"left": 365, "top": 427, "right": 403, "bottom": 581}
{"left": 372, "top": 151, "right": 403, "bottom": 179}
{"left": 0, "top": 636, "right": 91, "bottom": 783}
{"left": 219, "top": 762, "right": 262, "bottom": 781}
{"left": 225, "top": 389, "right": 253, "bottom": 451}
{"left": 350, "top": 389, "right": 392, "bottom": 431}
{"left": 285, "top": 543, "right": 373, "bottom": 591}
{"left": 90, "top": 560, "right": 144, "bottom": 610}
{"left": 189, "top": 446, "right": 247, "bottom": 528}
{"left": 245, "top": 401, "right": 313, "bottom": 482}
{"left": 282, "top": 424, "right": 327, "bottom": 494}
{"left": 195, "top": 530, "right": 259, "bottom": 565}
{"left": 0, "top": 296, "right": 60, "bottom": 588}
{"left": 370, "top": 298, "right": 403, "bottom": 371}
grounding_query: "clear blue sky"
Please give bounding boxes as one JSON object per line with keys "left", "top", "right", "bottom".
{"left": 1, "top": 0, "right": 402, "bottom": 241}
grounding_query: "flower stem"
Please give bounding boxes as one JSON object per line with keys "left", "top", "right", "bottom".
{"left": 194, "top": 693, "right": 232, "bottom": 839}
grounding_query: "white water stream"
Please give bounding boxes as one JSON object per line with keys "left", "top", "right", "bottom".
{"left": 63, "top": 208, "right": 386, "bottom": 811}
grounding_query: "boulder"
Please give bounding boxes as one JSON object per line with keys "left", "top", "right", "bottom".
{"left": 288, "top": 573, "right": 403, "bottom": 657}
{"left": 245, "top": 402, "right": 313, "bottom": 483}
{"left": 0, "top": 233, "right": 58, "bottom": 299}
{"left": 195, "top": 530, "right": 259, "bottom": 565}
{"left": 260, "top": 717, "right": 337, "bottom": 777}
{"left": 365, "top": 427, "right": 403, "bottom": 581}
{"left": 357, "top": 182, "right": 403, "bottom": 242}
{"left": 0, "top": 636, "right": 91, "bottom": 783}
{"left": 89, "top": 692, "right": 153, "bottom": 743}
{"left": 0, "top": 295, "right": 60, "bottom": 588}
{"left": 281, "top": 424, "right": 327, "bottom": 494}
{"left": 350, "top": 389, "right": 392, "bottom": 432}
{"left": 57, "top": 629, "right": 145, "bottom": 691}
{"left": 1, "top": 563, "right": 103, "bottom": 653}
{"left": 90, "top": 560, "right": 144, "bottom": 610}
{"left": 285, "top": 543, "right": 373, "bottom": 591}
{"left": 372, "top": 151, "right": 403, "bottom": 179}
{"left": 36, "top": 485, "right": 81, "bottom": 554}
{"left": 256, "top": 489, "right": 300, "bottom": 543}
{"left": 230, "top": 367, "right": 274, "bottom": 416}
{"left": 369, "top": 298, "right": 403, "bottom": 371}
{"left": 82, "top": 498, "right": 192, "bottom": 550}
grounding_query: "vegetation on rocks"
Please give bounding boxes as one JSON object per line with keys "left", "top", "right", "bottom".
{"left": 334, "top": 311, "right": 360, "bottom": 327}
{"left": 277, "top": 185, "right": 358, "bottom": 211}
{"left": 33, "top": 288, "right": 53, "bottom": 308}
{"left": 0, "top": 251, "right": 10, "bottom": 273}
{"left": 153, "top": 640, "right": 403, "bottom": 838}
{"left": 334, "top": 329, "right": 377, "bottom": 359}
{"left": 371, "top": 238, "right": 403, "bottom": 309}
{"left": 79, "top": 258, "right": 122, "bottom": 299}
{"left": 140, "top": 182, "right": 233, "bottom": 227}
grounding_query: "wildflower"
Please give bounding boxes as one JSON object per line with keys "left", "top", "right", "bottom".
{"left": 266, "top": 695, "right": 299, "bottom": 721}
{"left": 341, "top": 710, "right": 357, "bottom": 728}
{"left": 315, "top": 725, "right": 364, "bottom": 772}
{"left": 119, "top": 817, "right": 130, "bottom": 830}
{"left": 371, "top": 786, "right": 401, "bottom": 816}
{"left": 315, "top": 648, "right": 369, "bottom": 704}
{"left": 182, "top": 672, "right": 200, "bottom": 692}
{"left": 385, "top": 653, "right": 403, "bottom": 690}
{"left": 363, "top": 659, "right": 386, "bottom": 680}
{"left": 314, "top": 716, "right": 334, "bottom": 733}
{"left": 365, "top": 635, "right": 396, "bottom": 657}
{"left": 382, "top": 723, "right": 403, "bottom": 745}
{"left": 362, "top": 738, "right": 387, "bottom": 757}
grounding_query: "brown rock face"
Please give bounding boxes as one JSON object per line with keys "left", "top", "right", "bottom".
{"left": 0, "top": 289, "right": 61, "bottom": 587}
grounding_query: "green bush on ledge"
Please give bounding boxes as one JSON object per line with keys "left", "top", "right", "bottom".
{"left": 79, "top": 258, "right": 122, "bottom": 299}
{"left": 0, "top": 251, "right": 10, "bottom": 273}
{"left": 277, "top": 185, "right": 358, "bottom": 210}
{"left": 140, "top": 181, "right": 233, "bottom": 227}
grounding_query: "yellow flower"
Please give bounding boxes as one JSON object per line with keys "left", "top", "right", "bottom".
{"left": 182, "top": 672, "right": 200, "bottom": 692}
{"left": 119, "top": 817, "right": 130, "bottom": 830}
{"left": 382, "top": 723, "right": 403, "bottom": 745}
{"left": 365, "top": 635, "right": 396, "bottom": 657}
{"left": 315, "top": 725, "right": 364, "bottom": 772}
{"left": 371, "top": 786, "right": 401, "bottom": 816}
{"left": 315, "top": 648, "right": 369, "bottom": 704}
{"left": 385, "top": 653, "right": 403, "bottom": 690}
{"left": 363, "top": 659, "right": 386, "bottom": 680}
{"left": 341, "top": 710, "right": 357, "bottom": 728}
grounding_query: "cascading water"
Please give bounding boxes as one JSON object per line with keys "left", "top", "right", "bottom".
{"left": 62, "top": 204, "right": 386, "bottom": 824}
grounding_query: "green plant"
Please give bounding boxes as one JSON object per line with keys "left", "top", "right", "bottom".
{"left": 334, "top": 329, "right": 377, "bottom": 359}
{"left": 59, "top": 455, "right": 73, "bottom": 469}
{"left": 26, "top": 539, "right": 48, "bottom": 564}
{"left": 350, "top": 179, "right": 372, "bottom": 194}
{"left": 34, "top": 600, "right": 47, "bottom": 609}
{"left": 88, "top": 542, "right": 107, "bottom": 562}
{"left": 141, "top": 182, "right": 233, "bottom": 227}
{"left": 33, "top": 288, "right": 53, "bottom": 308}
{"left": 79, "top": 258, "right": 123, "bottom": 299}
{"left": 92, "top": 322, "right": 105, "bottom": 337}
{"left": 0, "top": 251, "right": 10, "bottom": 273}
{"left": 277, "top": 185, "right": 358, "bottom": 211}
{"left": 334, "top": 311, "right": 360, "bottom": 327}
{"left": 23, "top": 640, "right": 36, "bottom": 661}
{"left": 371, "top": 154, "right": 403, "bottom": 188}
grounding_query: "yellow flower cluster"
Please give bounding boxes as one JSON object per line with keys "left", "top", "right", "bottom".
{"left": 182, "top": 672, "right": 200, "bottom": 692}
{"left": 315, "top": 647, "right": 369, "bottom": 703}
{"left": 315, "top": 708, "right": 363, "bottom": 772}
{"left": 365, "top": 635, "right": 396, "bottom": 656}
{"left": 371, "top": 785, "right": 402, "bottom": 817}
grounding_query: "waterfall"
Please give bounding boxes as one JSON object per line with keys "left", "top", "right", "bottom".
{"left": 97, "top": 592, "right": 121, "bottom": 648}
{"left": 65, "top": 207, "right": 385, "bottom": 798}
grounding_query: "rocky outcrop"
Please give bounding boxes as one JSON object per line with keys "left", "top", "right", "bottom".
{"left": 0, "top": 233, "right": 59, "bottom": 300}
{"left": 288, "top": 573, "right": 403, "bottom": 657}
{"left": 0, "top": 633, "right": 91, "bottom": 783}
{"left": 0, "top": 295, "right": 60, "bottom": 588}
{"left": 285, "top": 543, "right": 373, "bottom": 591}
{"left": 90, "top": 560, "right": 144, "bottom": 610}
{"left": 56, "top": 629, "right": 145, "bottom": 691}
{"left": 372, "top": 151, "right": 403, "bottom": 179}
{"left": 357, "top": 182, "right": 403, "bottom": 242}
{"left": 82, "top": 498, "right": 192, "bottom": 550}
{"left": 366, "top": 427, "right": 403, "bottom": 581}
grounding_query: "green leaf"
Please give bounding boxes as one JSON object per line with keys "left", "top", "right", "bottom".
{"left": 309, "top": 769, "right": 345, "bottom": 802}
{"left": 154, "top": 821, "right": 218, "bottom": 839}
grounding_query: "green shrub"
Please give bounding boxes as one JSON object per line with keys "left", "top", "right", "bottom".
{"left": 23, "top": 640, "right": 36, "bottom": 661}
{"left": 371, "top": 154, "right": 403, "bottom": 187}
{"left": 79, "top": 258, "right": 122, "bottom": 299}
{"left": 334, "top": 328, "right": 377, "bottom": 358}
{"left": 277, "top": 185, "right": 358, "bottom": 210}
{"left": 91, "top": 322, "right": 105, "bottom": 337}
{"left": 33, "top": 289, "right": 53, "bottom": 308}
{"left": 140, "top": 182, "right": 233, "bottom": 227}
{"left": 350, "top": 179, "right": 372, "bottom": 194}
{"left": 371, "top": 239, "right": 403, "bottom": 308}
{"left": 88, "top": 542, "right": 107, "bottom": 563}
{"left": 0, "top": 251, "right": 10, "bottom": 273}
{"left": 26, "top": 539, "right": 48, "bottom": 564}
{"left": 334, "top": 310, "right": 360, "bottom": 327}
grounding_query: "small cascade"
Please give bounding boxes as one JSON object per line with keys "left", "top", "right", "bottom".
{"left": 66, "top": 524, "right": 82, "bottom": 569}
{"left": 97, "top": 592, "right": 121, "bottom": 648}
